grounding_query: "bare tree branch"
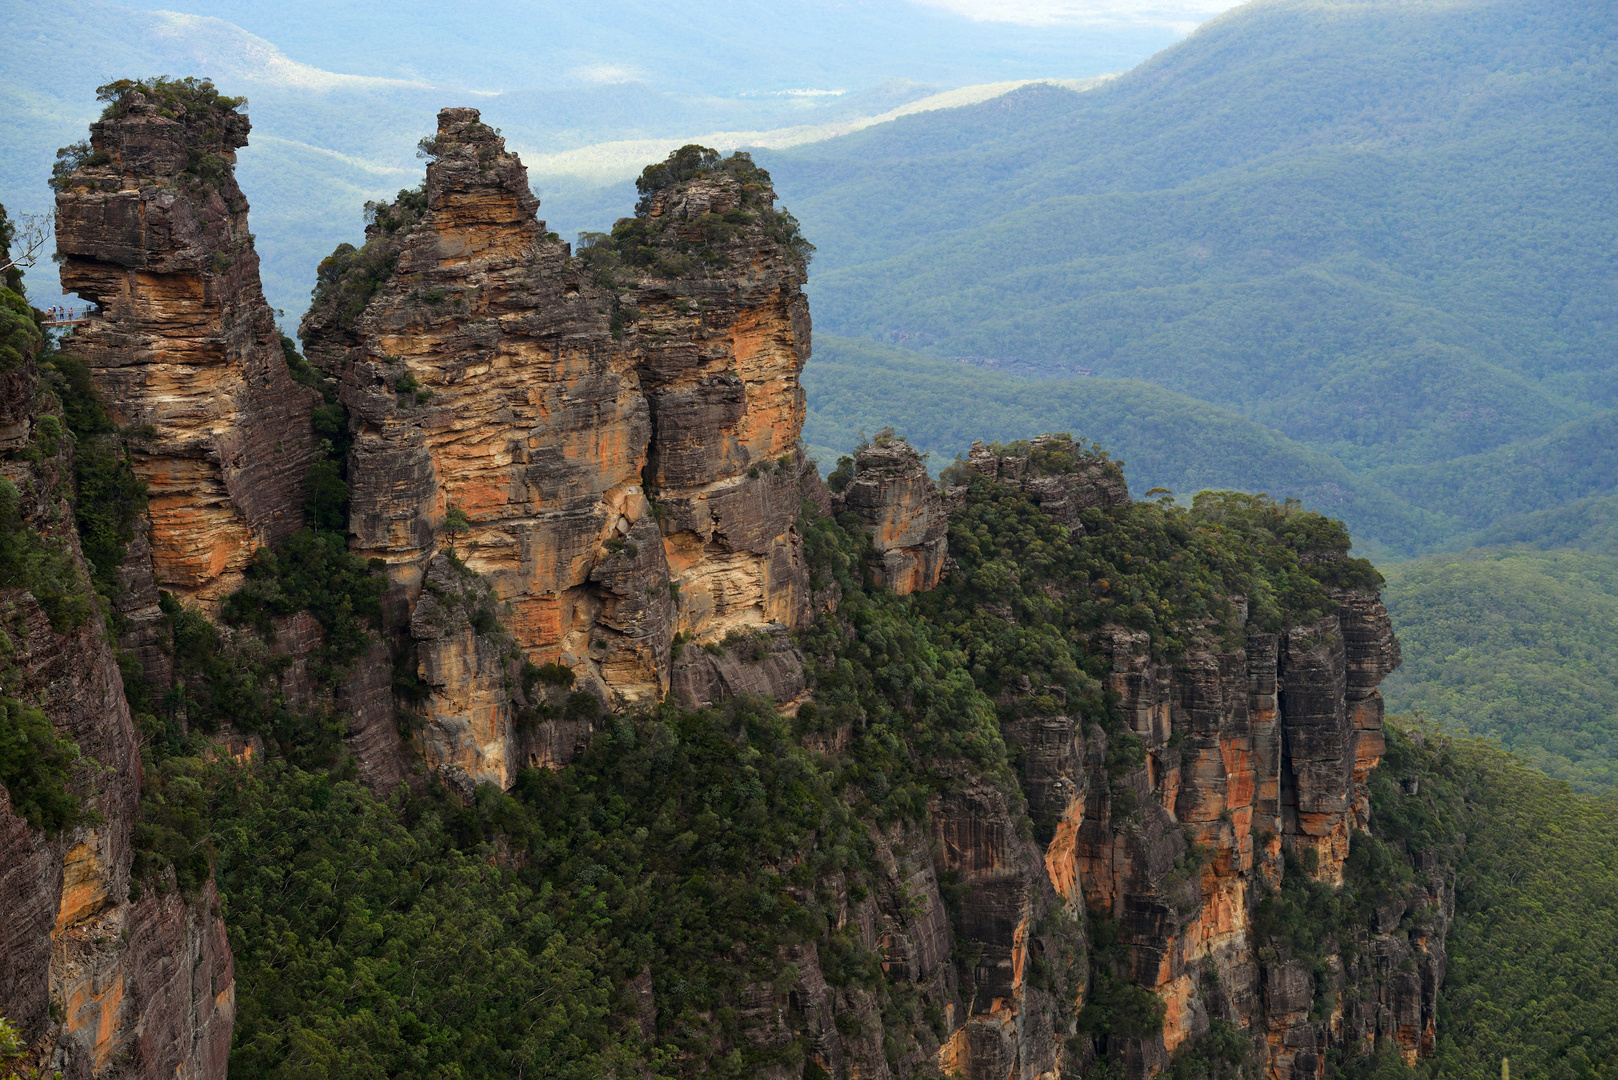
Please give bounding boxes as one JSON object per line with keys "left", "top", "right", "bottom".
{"left": 0, "top": 214, "right": 54, "bottom": 275}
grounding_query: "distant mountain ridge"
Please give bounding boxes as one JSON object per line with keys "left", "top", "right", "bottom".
{"left": 801, "top": 334, "right": 1451, "bottom": 558}
{"left": 764, "top": 0, "right": 1618, "bottom": 551}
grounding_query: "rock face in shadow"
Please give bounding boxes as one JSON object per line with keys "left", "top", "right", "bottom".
{"left": 300, "top": 111, "right": 815, "bottom": 786}
{"left": 668, "top": 625, "right": 808, "bottom": 709}
{"left": 52, "top": 88, "right": 319, "bottom": 610}
{"left": 835, "top": 438, "right": 948, "bottom": 595}
{"left": 0, "top": 293, "right": 233, "bottom": 1080}
{"left": 929, "top": 776, "right": 1085, "bottom": 1080}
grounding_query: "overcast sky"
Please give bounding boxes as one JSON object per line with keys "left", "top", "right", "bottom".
{"left": 916, "top": 0, "right": 1244, "bottom": 28}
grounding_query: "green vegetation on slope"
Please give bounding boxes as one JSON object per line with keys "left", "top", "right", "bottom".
{"left": 1468, "top": 495, "right": 1618, "bottom": 558}
{"left": 1381, "top": 548, "right": 1618, "bottom": 793}
{"left": 40, "top": 352, "right": 147, "bottom": 604}
{"left": 215, "top": 695, "right": 889, "bottom": 1079}
{"left": 803, "top": 335, "right": 1446, "bottom": 556}
{"left": 1376, "top": 412, "right": 1618, "bottom": 533}
{"left": 769, "top": 0, "right": 1618, "bottom": 543}
{"left": 1384, "top": 722, "right": 1618, "bottom": 1078}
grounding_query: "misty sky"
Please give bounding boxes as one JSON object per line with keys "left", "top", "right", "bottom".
{"left": 917, "top": 0, "right": 1242, "bottom": 28}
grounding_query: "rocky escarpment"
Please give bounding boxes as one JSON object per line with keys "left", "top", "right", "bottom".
{"left": 832, "top": 437, "right": 949, "bottom": 595}
{"left": 20, "top": 81, "right": 1454, "bottom": 1080}
{"left": 954, "top": 434, "right": 1131, "bottom": 526}
{"left": 300, "top": 115, "right": 814, "bottom": 787}
{"left": 0, "top": 258, "right": 233, "bottom": 1079}
{"left": 929, "top": 438, "right": 1442, "bottom": 1079}
{"left": 1065, "top": 604, "right": 1438, "bottom": 1076}
{"left": 52, "top": 81, "right": 319, "bottom": 623}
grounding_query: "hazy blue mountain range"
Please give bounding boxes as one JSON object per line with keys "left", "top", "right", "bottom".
{"left": 763, "top": 0, "right": 1617, "bottom": 553}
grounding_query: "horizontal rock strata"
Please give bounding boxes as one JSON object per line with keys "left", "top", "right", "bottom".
{"left": 53, "top": 88, "right": 319, "bottom": 609}
{"left": 835, "top": 438, "right": 948, "bottom": 595}
{"left": 0, "top": 295, "right": 233, "bottom": 1080}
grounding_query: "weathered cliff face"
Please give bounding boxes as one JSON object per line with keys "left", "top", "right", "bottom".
{"left": 0, "top": 290, "right": 233, "bottom": 1079}
{"left": 52, "top": 90, "right": 319, "bottom": 613}
{"left": 1060, "top": 605, "right": 1428, "bottom": 1077}
{"left": 834, "top": 439, "right": 948, "bottom": 596}
{"left": 930, "top": 777, "right": 1085, "bottom": 1080}
{"left": 919, "top": 440, "right": 1442, "bottom": 1079}
{"left": 300, "top": 114, "right": 813, "bottom": 787}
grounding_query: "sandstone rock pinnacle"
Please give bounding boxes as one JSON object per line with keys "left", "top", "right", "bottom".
{"left": 301, "top": 114, "right": 816, "bottom": 785}
{"left": 836, "top": 436, "right": 949, "bottom": 595}
{"left": 53, "top": 82, "right": 321, "bottom": 611}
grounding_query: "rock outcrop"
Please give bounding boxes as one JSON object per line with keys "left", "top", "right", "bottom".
{"left": 668, "top": 624, "right": 808, "bottom": 710}
{"left": 1056, "top": 602, "right": 1431, "bottom": 1077}
{"left": 301, "top": 115, "right": 814, "bottom": 786}
{"left": 0, "top": 267, "right": 233, "bottom": 1079}
{"left": 953, "top": 434, "right": 1131, "bottom": 527}
{"left": 52, "top": 85, "right": 320, "bottom": 611}
{"left": 835, "top": 438, "right": 948, "bottom": 595}
{"left": 915, "top": 440, "right": 1436, "bottom": 1079}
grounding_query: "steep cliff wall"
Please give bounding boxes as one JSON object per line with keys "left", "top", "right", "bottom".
{"left": 53, "top": 83, "right": 319, "bottom": 614}
{"left": 1061, "top": 602, "right": 1436, "bottom": 1077}
{"left": 0, "top": 262, "right": 232, "bottom": 1079}
{"left": 301, "top": 115, "right": 813, "bottom": 787}
{"left": 928, "top": 438, "right": 1443, "bottom": 1080}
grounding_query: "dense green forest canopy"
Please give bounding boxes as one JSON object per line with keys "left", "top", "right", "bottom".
{"left": 1466, "top": 494, "right": 1618, "bottom": 558}
{"left": 1382, "top": 547, "right": 1618, "bottom": 793}
{"left": 766, "top": 0, "right": 1618, "bottom": 550}
{"left": 1384, "top": 723, "right": 1618, "bottom": 1079}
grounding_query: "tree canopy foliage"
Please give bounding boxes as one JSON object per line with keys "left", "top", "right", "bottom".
{"left": 1382, "top": 548, "right": 1618, "bottom": 793}
{"left": 1383, "top": 722, "right": 1618, "bottom": 1078}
